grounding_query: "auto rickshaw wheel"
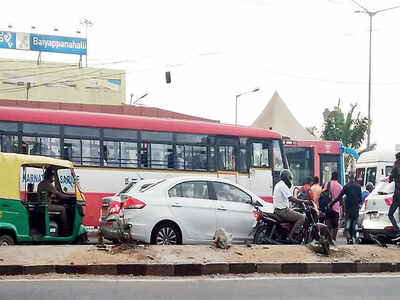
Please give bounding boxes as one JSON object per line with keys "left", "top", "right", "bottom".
{"left": 74, "top": 233, "right": 88, "bottom": 244}
{"left": 0, "top": 234, "right": 14, "bottom": 246}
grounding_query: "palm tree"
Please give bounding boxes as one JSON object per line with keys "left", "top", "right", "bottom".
{"left": 322, "top": 100, "right": 369, "bottom": 170}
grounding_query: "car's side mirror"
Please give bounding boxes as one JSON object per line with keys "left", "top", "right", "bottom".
{"left": 253, "top": 200, "right": 262, "bottom": 207}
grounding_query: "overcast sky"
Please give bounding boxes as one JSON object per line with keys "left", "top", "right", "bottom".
{"left": 2, "top": 0, "right": 400, "bottom": 151}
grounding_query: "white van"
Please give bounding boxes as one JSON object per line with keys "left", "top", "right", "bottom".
{"left": 355, "top": 151, "right": 394, "bottom": 187}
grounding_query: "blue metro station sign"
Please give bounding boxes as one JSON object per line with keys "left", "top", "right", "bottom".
{"left": 0, "top": 31, "right": 87, "bottom": 55}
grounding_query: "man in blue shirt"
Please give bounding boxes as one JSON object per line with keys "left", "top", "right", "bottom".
{"left": 362, "top": 182, "right": 374, "bottom": 205}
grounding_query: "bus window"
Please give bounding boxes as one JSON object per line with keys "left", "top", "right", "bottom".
{"left": 356, "top": 168, "right": 366, "bottom": 186}
{"left": 0, "top": 121, "right": 18, "bottom": 132}
{"left": 272, "top": 140, "right": 284, "bottom": 171}
{"left": 366, "top": 167, "right": 377, "bottom": 185}
{"left": 0, "top": 122, "right": 19, "bottom": 153}
{"left": 82, "top": 140, "right": 100, "bottom": 166}
{"left": 22, "top": 136, "right": 61, "bottom": 158}
{"left": 386, "top": 166, "right": 393, "bottom": 177}
{"left": 252, "top": 142, "right": 269, "bottom": 167}
{"left": 23, "top": 123, "right": 60, "bottom": 135}
{"left": 150, "top": 143, "right": 173, "bottom": 169}
{"left": 0, "top": 135, "right": 18, "bottom": 153}
{"left": 103, "top": 141, "right": 120, "bottom": 167}
{"left": 218, "top": 145, "right": 235, "bottom": 171}
{"left": 64, "top": 139, "right": 82, "bottom": 165}
{"left": 176, "top": 145, "right": 207, "bottom": 170}
{"left": 121, "top": 141, "right": 138, "bottom": 168}
{"left": 284, "top": 147, "right": 313, "bottom": 186}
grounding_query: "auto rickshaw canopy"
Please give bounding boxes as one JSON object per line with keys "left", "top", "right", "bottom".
{"left": 0, "top": 153, "right": 74, "bottom": 200}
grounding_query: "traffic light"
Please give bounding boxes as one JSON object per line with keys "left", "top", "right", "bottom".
{"left": 165, "top": 71, "right": 171, "bottom": 84}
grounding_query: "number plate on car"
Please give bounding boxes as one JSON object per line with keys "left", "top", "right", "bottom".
{"left": 369, "top": 213, "right": 379, "bottom": 220}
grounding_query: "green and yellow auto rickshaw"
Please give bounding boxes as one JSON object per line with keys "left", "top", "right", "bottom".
{"left": 0, "top": 153, "right": 87, "bottom": 246}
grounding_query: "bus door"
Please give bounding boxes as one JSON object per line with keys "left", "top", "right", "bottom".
{"left": 284, "top": 146, "right": 314, "bottom": 187}
{"left": 248, "top": 140, "right": 273, "bottom": 199}
{"left": 216, "top": 136, "right": 240, "bottom": 184}
{"left": 320, "top": 154, "right": 340, "bottom": 186}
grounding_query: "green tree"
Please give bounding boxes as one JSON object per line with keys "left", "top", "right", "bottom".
{"left": 322, "top": 101, "right": 370, "bottom": 170}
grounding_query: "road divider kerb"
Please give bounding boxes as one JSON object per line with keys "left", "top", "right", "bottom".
{"left": 1, "top": 262, "right": 400, "bottom": 276}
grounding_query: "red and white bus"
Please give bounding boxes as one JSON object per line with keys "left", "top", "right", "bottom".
{"left": 283, "top": 139, "right": 358, "bottom": 187}
{"left": 0, "top": 106, "right": 288, "bottom": 226}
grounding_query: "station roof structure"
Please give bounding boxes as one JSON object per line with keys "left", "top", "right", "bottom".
{"left": 252, "top": 91, "right": 320, "bottom": 141}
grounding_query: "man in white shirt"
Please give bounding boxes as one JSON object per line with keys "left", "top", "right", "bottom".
{"left": 273, "top": 169, "right": 308, "bottom": 243}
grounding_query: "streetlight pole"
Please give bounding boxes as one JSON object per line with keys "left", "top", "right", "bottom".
{"left": 352, "top": 0, "right": 400, "bottom": 150}
{"left": 131, "top": 93, "right": 149, "bottom": 105}
{"left": 235, "top": 87, "right": 260, "bottom": 125}
{"left": 80, "top": 18, "right": 93, "bottom": 67}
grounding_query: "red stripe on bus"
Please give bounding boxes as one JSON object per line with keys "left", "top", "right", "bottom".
{"left": 0, "top": 106, "right": 281, "bottom": 139}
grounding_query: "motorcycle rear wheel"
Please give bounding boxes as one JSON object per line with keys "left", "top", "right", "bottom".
{"left": 253, "top": 224, "right": 278, "bottom": 244}
{"left": 318, "top": 230, "right": 331, "bottom": 255}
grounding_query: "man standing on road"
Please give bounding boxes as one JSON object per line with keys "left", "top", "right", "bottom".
{"left": 328, "top": 172, "right": 362, "bottom": 244}
{"left": 273, "top": 169, "right": 310, "bottom": 243}
{"left": 323, "top": 171, "right": 343, "bottom": 241}
{"left": 298, "top": 176, "right": 314, "bottom": 201}
{"left": 311, "top": 176, "right": 322, "bottom": 209}
{"left": 389, "top": 152, "right": 400, "bottom": 235}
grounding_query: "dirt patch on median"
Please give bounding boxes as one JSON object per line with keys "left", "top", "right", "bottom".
{"left": 1, "top": 244, "right": 400, "bottom": 266}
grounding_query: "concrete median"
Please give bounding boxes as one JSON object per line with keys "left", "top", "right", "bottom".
{"left": 0, "top": 262, "right": 398, "bottom": 276}
{"left": 1, "top": 244, "right": 400, "bottom": 276}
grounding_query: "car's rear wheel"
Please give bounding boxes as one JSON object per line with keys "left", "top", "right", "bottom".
{"left": 152, "top": 223, "right": 182, "bottom": 245}
{"left": 0, "top": 234, "right": 14, "bottom": 247}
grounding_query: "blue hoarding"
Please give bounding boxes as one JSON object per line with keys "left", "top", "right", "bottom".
{"left": 0, "top": 31, "right": 16, "bottom": 49}
{"left": 30, "top": 34, "right": 87, "bottom": 55}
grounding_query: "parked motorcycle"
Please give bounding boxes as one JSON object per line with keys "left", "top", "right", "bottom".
{"left": 251, "top": 201, "right": 333, "bottom": 254}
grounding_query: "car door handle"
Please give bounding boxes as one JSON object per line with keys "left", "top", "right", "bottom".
{"left": 1, "top": 204, "right": 8, "bottom": 207}
{"left": 217, "top": 207, "right": 227, "bottom": 211}
{"left": 171, "top": 203, "right": 182, "bottom": 208}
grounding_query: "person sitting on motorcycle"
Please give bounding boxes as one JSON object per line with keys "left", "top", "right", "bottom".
{"left": 273, "top": 169, "right": 311, "bottom": 243}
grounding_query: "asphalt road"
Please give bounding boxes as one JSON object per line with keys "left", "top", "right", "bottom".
{"left": 0, "top": 275, "right": 399, "bottom": 300}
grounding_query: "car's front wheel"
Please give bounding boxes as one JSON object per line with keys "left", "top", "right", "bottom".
{"left": 151, "top": 222, "right": 182, "bottom": 245}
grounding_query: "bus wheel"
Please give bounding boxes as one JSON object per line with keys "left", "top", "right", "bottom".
{"left": 0, "top": 234, "right": 14, "bottom": 246}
